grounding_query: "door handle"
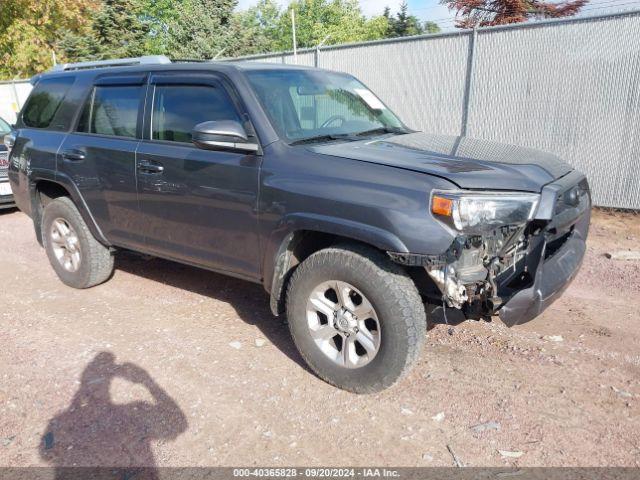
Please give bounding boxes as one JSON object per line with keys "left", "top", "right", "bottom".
{"left": 61, "top": 149, "right": 86, "bottom": 162}
{"left": 138, "top": 160, "right": 164, "bottom": 174}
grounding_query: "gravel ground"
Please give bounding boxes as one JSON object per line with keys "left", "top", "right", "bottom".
{"left": 0, "top": 207, "right": 639, "bottom": 468}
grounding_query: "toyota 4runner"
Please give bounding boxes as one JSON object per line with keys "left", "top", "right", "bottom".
{"left": 7, "top": 56, "right": 591, "bottom": 393}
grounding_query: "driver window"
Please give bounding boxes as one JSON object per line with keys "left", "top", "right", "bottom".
{"left": 151, "top": 84, "right": 241, "bottom": 143}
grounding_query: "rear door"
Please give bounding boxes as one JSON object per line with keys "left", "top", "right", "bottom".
{"left": 58, "top": 74, "right": 146, "bottom": 249}
{"left": 136, "top": 72, "right": 261, "bottom": 279}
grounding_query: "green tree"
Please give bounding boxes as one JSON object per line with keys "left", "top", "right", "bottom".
{"left": 274, "top": 0, "right": 389, "bottom": 51}
{"left": 166, "top": 0, "right": 239, "bottom": 59}
{"left": 234, "top": 0, "right": 283, "bottom": 55}
{"left": 58, "top": 0, "right": 151, "bottom": 62}
{"left": 385, "top": 1, "right": 439, "bottom": 37}
{"left": 0, "top": 0, "right": 97, "bottom": 79}
{"left": 139, "top": 0, "right": 180, "bottom": 54}
{"left": 423, "top": 21, "right": 441, "bottom": 34}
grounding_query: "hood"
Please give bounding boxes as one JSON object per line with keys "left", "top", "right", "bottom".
{"left": 308, "top": 132, "right": 573, "bottom": 192}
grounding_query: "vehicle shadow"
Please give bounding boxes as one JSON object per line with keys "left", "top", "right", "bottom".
{"left": 0, "top": 206, "right": 17, "bottom": 215}
{"left": 114, "top": 252, "right": 310, "bottom": 372}
{"left": 425, "top": 303, "right": 467, "bottom": 331}
{"left": 40, "top": 351, "right": 188, "bottom": 480}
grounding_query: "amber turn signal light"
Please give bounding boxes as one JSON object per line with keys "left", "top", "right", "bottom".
{"left": 432, "top": 195, "right": 453, "bottom": 217}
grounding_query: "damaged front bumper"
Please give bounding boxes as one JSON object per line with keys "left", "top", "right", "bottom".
{"left": 497, "top": 171, "right": 591, "bottom": 326}
{"left": 389, "top": 170, "right": 591, "bottom": 327}
{"left": 498, "top": 221, "right": 586, "bottom": 326}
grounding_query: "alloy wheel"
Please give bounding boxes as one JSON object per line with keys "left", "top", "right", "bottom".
{"left": 50, "top": 218, "right": 81, "bottom": 273}
{"left": 306, "top": 280, "right": 381, "bottom": 369}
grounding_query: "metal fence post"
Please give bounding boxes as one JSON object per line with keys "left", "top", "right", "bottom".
{"left": 460, "top": 27, "right": 478, "bottom": 137}
{"left": 11, "top": 79, "right": 21, "bottom": 111}
{"left": 314, "top": 47, "right": 319, "bottom": 67}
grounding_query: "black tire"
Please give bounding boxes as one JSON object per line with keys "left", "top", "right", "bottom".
{"left": 41, "top": 196, "right": 114, "bottom": 289}
{"left": 286, "top": 244, "right": 426, "bottom": 393}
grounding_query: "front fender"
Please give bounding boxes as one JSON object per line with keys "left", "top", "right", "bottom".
{"left": 263, "top": 212, "right": 409, "bottom": 315}
{"left": 278, "top": 213, "right": 409, "bottom": 252}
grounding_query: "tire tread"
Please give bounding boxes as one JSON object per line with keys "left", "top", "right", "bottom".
{"left": 286, "top": 243, "right": 426, "bottom": 393}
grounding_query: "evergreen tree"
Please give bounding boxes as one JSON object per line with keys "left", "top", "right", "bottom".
{"left": 166, "top": 0, "right": 239, "bottom": 59}
{"left": 384, "top": 1, "right": 439, "bottom": 38}
{"left": 58, "top": 0, "right": 150, "bottom": 62}
{"left": 394, "top": 1, "right": 410, "bottom": 35}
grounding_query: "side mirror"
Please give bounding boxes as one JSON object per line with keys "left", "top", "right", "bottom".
{"left": 192, "top": 120, "right": 259, "bottom": 153}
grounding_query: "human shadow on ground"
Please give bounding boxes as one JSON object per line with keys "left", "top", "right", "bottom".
{"left": 40, "top": 352, "right": 188, "bottom": 480}
{"left": 114, "top": 252, "right": 310, "bottom": 372}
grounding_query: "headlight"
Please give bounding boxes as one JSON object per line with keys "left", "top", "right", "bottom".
{"left": 431, "top": 190, "right": 540, "bottom": 234}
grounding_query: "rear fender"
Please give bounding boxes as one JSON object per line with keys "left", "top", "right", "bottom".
{"left": 31, "top": 170, "right": 110, "bottom": 247}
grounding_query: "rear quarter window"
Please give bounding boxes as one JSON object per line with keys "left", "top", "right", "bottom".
{"left": 22, "top": 76, "right": 75, "bottom": 129}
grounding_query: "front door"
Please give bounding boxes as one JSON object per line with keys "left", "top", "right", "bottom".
{"left": 136, "top": 73, "right": 261, "bottom": 279}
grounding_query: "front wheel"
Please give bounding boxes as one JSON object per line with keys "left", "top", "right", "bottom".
{"left": 286, "top": 244, "right": 426, "bottom": 393}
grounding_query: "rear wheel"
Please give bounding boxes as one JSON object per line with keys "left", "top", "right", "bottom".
{"left": 42, "top": 197, "right": 114, "bottom": 288}
{"left": 286, "top": 244, "right": 426, "bottom": 393}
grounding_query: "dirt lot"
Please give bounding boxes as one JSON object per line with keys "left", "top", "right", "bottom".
{"left": 0, "top": 207, "right": 639, "bottom": 468}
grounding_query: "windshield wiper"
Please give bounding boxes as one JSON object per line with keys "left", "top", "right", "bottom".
{"left": 290, "top": 133, "right": 355, "bottom": 146}
{"left": 290, "top": 127, "right": 409, "bottom": 146}
{"left": 354, "top": 127, "right": 410, "bottom": 138}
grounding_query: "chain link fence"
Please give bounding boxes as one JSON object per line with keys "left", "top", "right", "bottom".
{"left": 2, "top": 11, "right": 638, "bottom": 208}
{"left": 0, "top": 80, "right": 31, "bottom": 125}
{"left": 229, "top": 10, "right": 640, "bottom": 209}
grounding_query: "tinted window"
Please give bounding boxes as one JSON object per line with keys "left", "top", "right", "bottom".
{"left": 77, "top": 85, "right": 141, "bottom": 138}
{"left": 22, "top": 76, "right": 75, "bottom": 129}
{"left": 152, "top": 84, "right": 241, "bottom": 143}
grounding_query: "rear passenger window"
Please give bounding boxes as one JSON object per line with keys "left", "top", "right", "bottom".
{"left": 151, "top": 84, "right": 241, "bottom": 143}
{"left": 77, "top": 86, "right": 141, "bottom": 138}
{"left": 22, "top": 76, "right": 75, "bottom": 129}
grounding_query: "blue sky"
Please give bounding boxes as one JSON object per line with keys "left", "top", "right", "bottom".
{"left": 235, "top": 0, "right": 458, "bottom": 26}
{"left": 235, "top": 0, "right": 640, "bottom": 31}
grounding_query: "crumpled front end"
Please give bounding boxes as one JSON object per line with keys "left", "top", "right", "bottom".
{"left": 390, "top": 170, "right": 591, "bottom": 326}
{"left": 496, "top": 172, "right": 590, "bottom": 326}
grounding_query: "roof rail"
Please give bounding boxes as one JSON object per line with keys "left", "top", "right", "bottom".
{"left": 51, "top": 55, "right": 172, "bottom": 72}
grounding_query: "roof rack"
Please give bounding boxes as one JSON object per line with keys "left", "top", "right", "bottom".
{"left": 51, "top": 55, "right": 172, "bottom": 72}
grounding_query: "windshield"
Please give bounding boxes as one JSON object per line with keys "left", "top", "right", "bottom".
{"left": 246, "top": 69, "right": 406, "bottom": 144}
{"left": 0, "top": 117, "right": 11, "bottom": 135}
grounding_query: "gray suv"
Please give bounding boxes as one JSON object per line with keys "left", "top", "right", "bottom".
{"left": 7, "top": 56, "right": 591, "bottom": 392}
